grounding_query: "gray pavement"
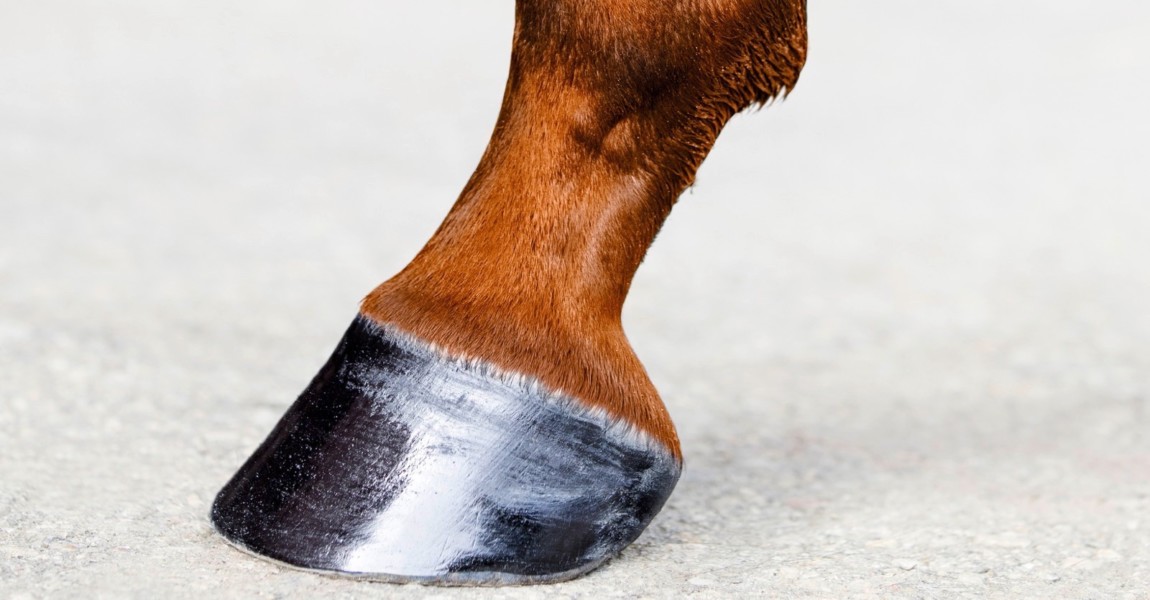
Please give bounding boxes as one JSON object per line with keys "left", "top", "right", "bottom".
{"left": 3, "top": 1, "right": 1149, "bottom": 598}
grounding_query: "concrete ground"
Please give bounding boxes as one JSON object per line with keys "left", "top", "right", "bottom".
{"left": 3, "top": 1, "right": 1149, "bottom": 598}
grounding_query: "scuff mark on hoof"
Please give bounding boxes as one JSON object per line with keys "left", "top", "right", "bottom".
{"left": 210, "top": 315, "right": 681, "bottom": 585}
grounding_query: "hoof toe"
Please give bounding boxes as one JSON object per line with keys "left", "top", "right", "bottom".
{"left": 210, "top": 316, "right": 680, "bottom": 585}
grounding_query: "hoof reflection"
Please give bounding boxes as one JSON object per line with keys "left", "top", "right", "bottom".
{"left": 211, "top": 316, "right": 680, "bottom": 585}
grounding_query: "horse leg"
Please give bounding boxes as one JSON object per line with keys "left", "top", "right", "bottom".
{"left": 211, "top": 0, "right": 807, "bottom": 585}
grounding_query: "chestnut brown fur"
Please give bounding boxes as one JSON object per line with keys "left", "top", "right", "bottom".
{"left": 362, "top": 0, "right": 808, "bottom": 457}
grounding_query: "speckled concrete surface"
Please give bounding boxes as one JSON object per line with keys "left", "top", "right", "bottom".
{"left": 3, "top": 1, "right": 1149, "bottom": 598}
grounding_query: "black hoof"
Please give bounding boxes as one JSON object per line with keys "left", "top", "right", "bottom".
{"left": 210, "top": 316, "right": 680, "bottom": 585}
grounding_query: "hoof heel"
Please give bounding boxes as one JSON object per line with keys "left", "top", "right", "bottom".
{"left": 210, "top": 315, "right": 680, "bottom": 585}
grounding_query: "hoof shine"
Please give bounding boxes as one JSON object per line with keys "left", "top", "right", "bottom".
{"left": 211, "top": 315, "right": 680, "bottom": 585}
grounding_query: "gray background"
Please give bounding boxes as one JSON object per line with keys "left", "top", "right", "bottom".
{"left": 2, "top": 1, "right": 1149, "bottom": 598}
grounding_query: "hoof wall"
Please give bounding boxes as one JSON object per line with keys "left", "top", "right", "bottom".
{"left": 210, "top": 316, "right": 680, "bottom": 585}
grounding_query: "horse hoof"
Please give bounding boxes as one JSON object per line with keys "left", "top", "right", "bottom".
{"left": 210, "top": 315, "right": 681, "bottom": 585}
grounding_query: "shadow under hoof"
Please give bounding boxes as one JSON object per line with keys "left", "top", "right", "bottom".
{"left": 210, "top": 315, "right": 680, "bottom": 585}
